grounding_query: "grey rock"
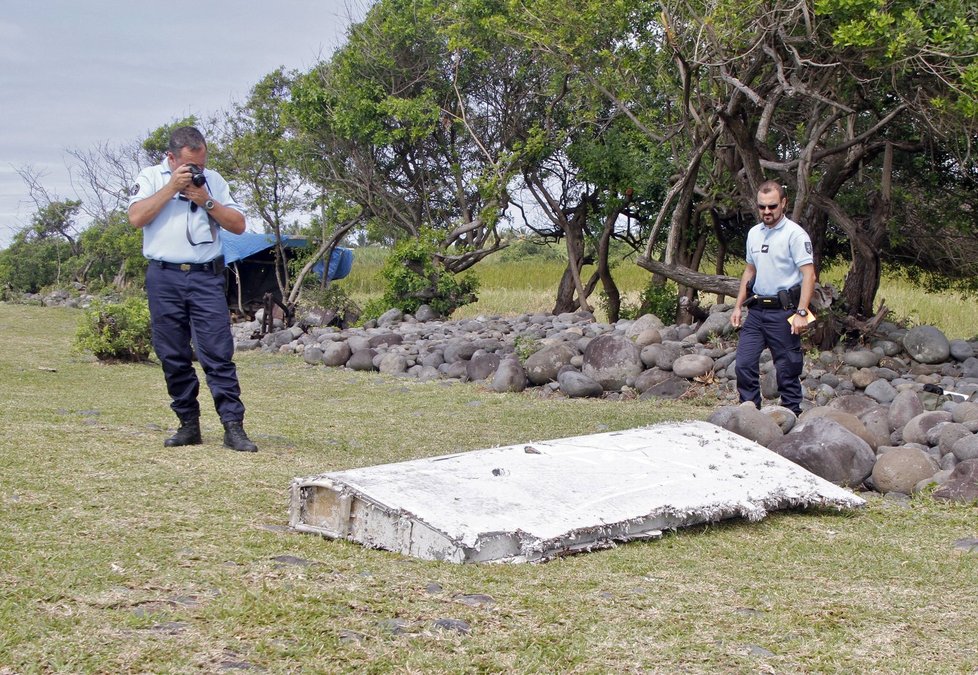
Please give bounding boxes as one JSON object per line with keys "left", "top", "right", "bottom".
{"left": 722, "top": 403, "right": 784, "bottom": 447}
{"left": 368, "top": 332, "right": 403, "bottom": 349}
{"left": 799, "top": 407, "right": 878, "bottom": 450}
{"left": 466, "top": 352, "right": 501, "bottom": 382}
{"left": 624, "top": 313, "right": 665, "bottom": 338}
{"left": 843, "top": 350, "right": 881, "bottom": 368}
{"left": 378, "top": 353, "right": 408, "bottom": 375}
{"left": 322, "top": 341, "right": 352, "bottom": 367}
{"left": 937, "top": 422, "right": 972, "bottom": 457}
{"left": 433, "top": 618, "right": 471, "bottom": 635}
{"left": 827, "top": 393, "right": 879, "bottom": 418}
{"left": 871, "top": 447, "right": 940, "bottom": 494}
{"left": 864, "top": 379, "right": 898, "bottom": 403}
{"left": 346, "top": 349, "right": 379, "bottom": 371}
{"left": 633, "top": 328, "right": 662, "bottom": 347}
{"left": 444, "top": 339, "right": 479, "bottom": 363}
{"left": 902, "top": 411, "right": 953, "bottom": 446}
{"left": 415, "top": 304, "right": 439, "bottom": 322}
{"left": 582, "top": 334, "right": 644, "bottom": 390}
{"left": 858, "top": 406, "right": 893, "bottom": 449}
{"left": 952, "top": 402, "right": 978, "bottom": 424}
{"left": 376, "top": 308, "right": 404, "bottom": 327}
{"left": 889, "top": 390, "right": 924, "bottom": 431}
{"left": 634, "top": 368, "right": 674, "bottom": 394}
{"left": 525, "top": 343, "right": 578, "bottom": 385}
{"left": 694, "top": 310, "right": 735, "bottom": 343}
{"left": 557, "top": 370, "right": 604, "bottom": 398}
{"left": 949, "top": 339, "right": 975, "bottom": 362}
{"left": 951, "top": 433, "right": 978, "bottom": 461}
{"left": 903, "top": 325, "right": 951, "bottom": 364}
{"left": 760, "top": 406, "right": 798, "bottom": 433}
{"left": 770, "top": 418, "right": 876, "bottom": 487}
{"left": 672, "top": 354, "right": 715, "bottom": 379}
{"left": 639, "top": 377, "right": 691, "bottom": 400}
{"left": 932, "top": 459, "right": 978, "bottom": 503}
{"left": 491, "top": 358, "right": 528, "bottom": 393}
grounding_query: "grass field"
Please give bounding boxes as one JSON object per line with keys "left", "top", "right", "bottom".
{"left": 336, "top": 247, "right": 978, "bottom": 339}
{"left": 2, "top": 303, "right": 978, "bottom": 673}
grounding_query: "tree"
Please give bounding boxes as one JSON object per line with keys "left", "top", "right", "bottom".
{"left": 211, "top": 69, "right": 317, "bottom": 301}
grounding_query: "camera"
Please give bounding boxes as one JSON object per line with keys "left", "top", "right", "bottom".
{"left": 186, "top": 163, "right": 207, "bottom": 187}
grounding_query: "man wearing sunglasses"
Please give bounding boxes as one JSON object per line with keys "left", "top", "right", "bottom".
{"left": 729, "top": 180, "right": 815, "bottom": 416}
{"left": 128, "top": 126, "right": 258, "bottom": 452}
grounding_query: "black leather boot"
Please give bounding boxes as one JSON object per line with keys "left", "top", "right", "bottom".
{"left": 164, "top": 419, "right": 202, "bottom": 447}
{"left": 223, "top": 420, "right": 258, "bottom": 452}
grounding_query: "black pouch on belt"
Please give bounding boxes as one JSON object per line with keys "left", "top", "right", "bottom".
{"left": 777, "top": 289, "right": 791, "bottom": 310}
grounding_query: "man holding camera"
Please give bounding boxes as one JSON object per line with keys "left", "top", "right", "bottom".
{"left": 730, "top": 180, "right": 815, "bottom": 416}
{"left": 128, "top": 126, "right": 258, "bottom": 452}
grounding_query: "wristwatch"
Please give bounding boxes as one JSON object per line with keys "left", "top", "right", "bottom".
{"left": 796, "top": 308, "right": 808, "bottom": 316}
{"left": 204, "top": 199, "right": 215, "bottom": 212}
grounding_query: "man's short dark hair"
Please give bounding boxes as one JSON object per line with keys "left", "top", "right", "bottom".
{"left": 168, "top": 126, "right": 207, "bottom": 155}
{"left": 758, "top": 180, "right": 786, "bottom": 201}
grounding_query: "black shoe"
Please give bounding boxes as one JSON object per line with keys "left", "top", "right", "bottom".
{"left": 165, "top": 419, "right": 202, "bottom": 447}
{"left": 223, "top": 421, "right": 258, "bottom": 452}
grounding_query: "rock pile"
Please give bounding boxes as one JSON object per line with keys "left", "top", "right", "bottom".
{"left": 237, "top": 302, "right": 978, "bottom": 501}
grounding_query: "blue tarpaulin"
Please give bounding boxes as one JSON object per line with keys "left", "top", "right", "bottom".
{"left": 222, "top": 232, "right": 352, "bottom": 281}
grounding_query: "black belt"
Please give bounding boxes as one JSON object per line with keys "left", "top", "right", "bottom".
{"left": 752, "top": 295, "right": 784, "bottom": 309}
{"left": 151, "top": 256, "right": 225, "bottom": 274}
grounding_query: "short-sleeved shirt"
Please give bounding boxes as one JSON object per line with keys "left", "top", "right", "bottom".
{"left": 745, "top": 216, "right": 813, "bottom": 295}
{"left": 128, "top": 160, "right": 244, "bottom": 264}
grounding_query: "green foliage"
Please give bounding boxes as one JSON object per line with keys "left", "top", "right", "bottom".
{"left": 74, "top": 296, "right": 153, "bottom": 362}
{"left": 513, "top": 334, "right": 542, "bottom": 363}
{"left": 140, "top": 117, "right": 199, "bottom": 163}
{"left": 0, "top": 233, "right": 73, "bottom": 293}
{"left": 297, "top": 282, "right": 361, "bottom": 327}
{"left": 379, "top": 231, "right": 479, "bottom": 317}
{"left": 618, "top": 280, "right": 678, "bottom": 323}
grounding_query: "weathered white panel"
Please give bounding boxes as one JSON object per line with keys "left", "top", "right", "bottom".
{"left": 290, "top": 421, "right": 865, "bottom": 563}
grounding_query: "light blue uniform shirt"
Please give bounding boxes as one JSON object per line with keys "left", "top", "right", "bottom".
{"left": 128, "top": 160, "right": 244, "bottom": 264}
{"left": 745, "top": 216, "right": 813, "bottom": 296}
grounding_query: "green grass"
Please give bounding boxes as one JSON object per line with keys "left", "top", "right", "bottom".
{"left": 336, "top": 249, "right": 978, "bottom": 337}
{"left": 2, "top": 304, "right": 977, "bottom": 673}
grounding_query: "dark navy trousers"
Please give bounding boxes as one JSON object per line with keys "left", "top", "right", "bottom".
{"left": 146, "top": 263, "right": 245, "bottom": 423}
{"left": 735, "top": 306, "right": 804, "bottom": 413}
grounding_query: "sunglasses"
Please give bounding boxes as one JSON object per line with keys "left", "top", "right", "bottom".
{"left": 757, "top": 203, "right": 781, "bottom": 211}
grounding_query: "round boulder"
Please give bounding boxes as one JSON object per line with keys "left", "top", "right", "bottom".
{"left": 491, "top": 358, "right": 528, "bottom": 393}
{"left": 346, "top": 348, "right": 378, "bottom": 371}
{"left": 582, "top": 335, "right": 644, "bottom": 390}
{"left": 902, "top": 410, "right": 953, "bottom": 446}
{"left": 557, "top": 370, "right": 604, "bottom": 398}
{"left": 871, "top": 447, "right": 940, "bottom": 495}
{"left": 720, "top": 403, "right": 784, "bottom": 448}
{"left": 902, "top": 325, "right": 951, "bottom": 364}
{"left": 524, "top": 343, "right": 578, "bottom": 385}
{"left": 888, "top": 390, "right": 924, "bottom": 431}
{"left": 322, "top": 341, "right": 352, "bottom": 367}
{"left": 769, "top": 418, "right": 876, "bottom": 487}
{"left": 672, "top": 354, "right": 715, "bottom": 379}
{"left": 951, "top": 434, "right": 978, "bottom": 462}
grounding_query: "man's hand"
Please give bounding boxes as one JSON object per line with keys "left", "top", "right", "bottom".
{"left": 790, "top": 313, "right": 810, "bottom": 335}
{"left": 730, "top": 306, "right": 743, "bottom": 328}
{"left": 168, "top": 164, "right": 194, "bottom": 192}
{"left": 181, "top": 183, "right": 209, "bottom": 207}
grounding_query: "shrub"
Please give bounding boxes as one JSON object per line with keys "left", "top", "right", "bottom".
{"left": 379, "top": 231, "right": 479, "bottom": 317}
{"left": 75, "top": 296, "right": 153, "bottom": 362}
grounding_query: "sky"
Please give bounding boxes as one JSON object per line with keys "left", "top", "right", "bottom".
{"left": 0, "top": 1, "right": 369, "bottom": 248}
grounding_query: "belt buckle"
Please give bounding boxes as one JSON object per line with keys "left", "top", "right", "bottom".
{"left": 179, "top": 263, "right": 191, "bottom": 272}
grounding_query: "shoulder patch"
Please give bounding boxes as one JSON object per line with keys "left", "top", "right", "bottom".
{"left": 805, "top": 241, "right": 812, "bottom": 254}
{"left": 130, "top": 183, "right": 141, "bottom": 196}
